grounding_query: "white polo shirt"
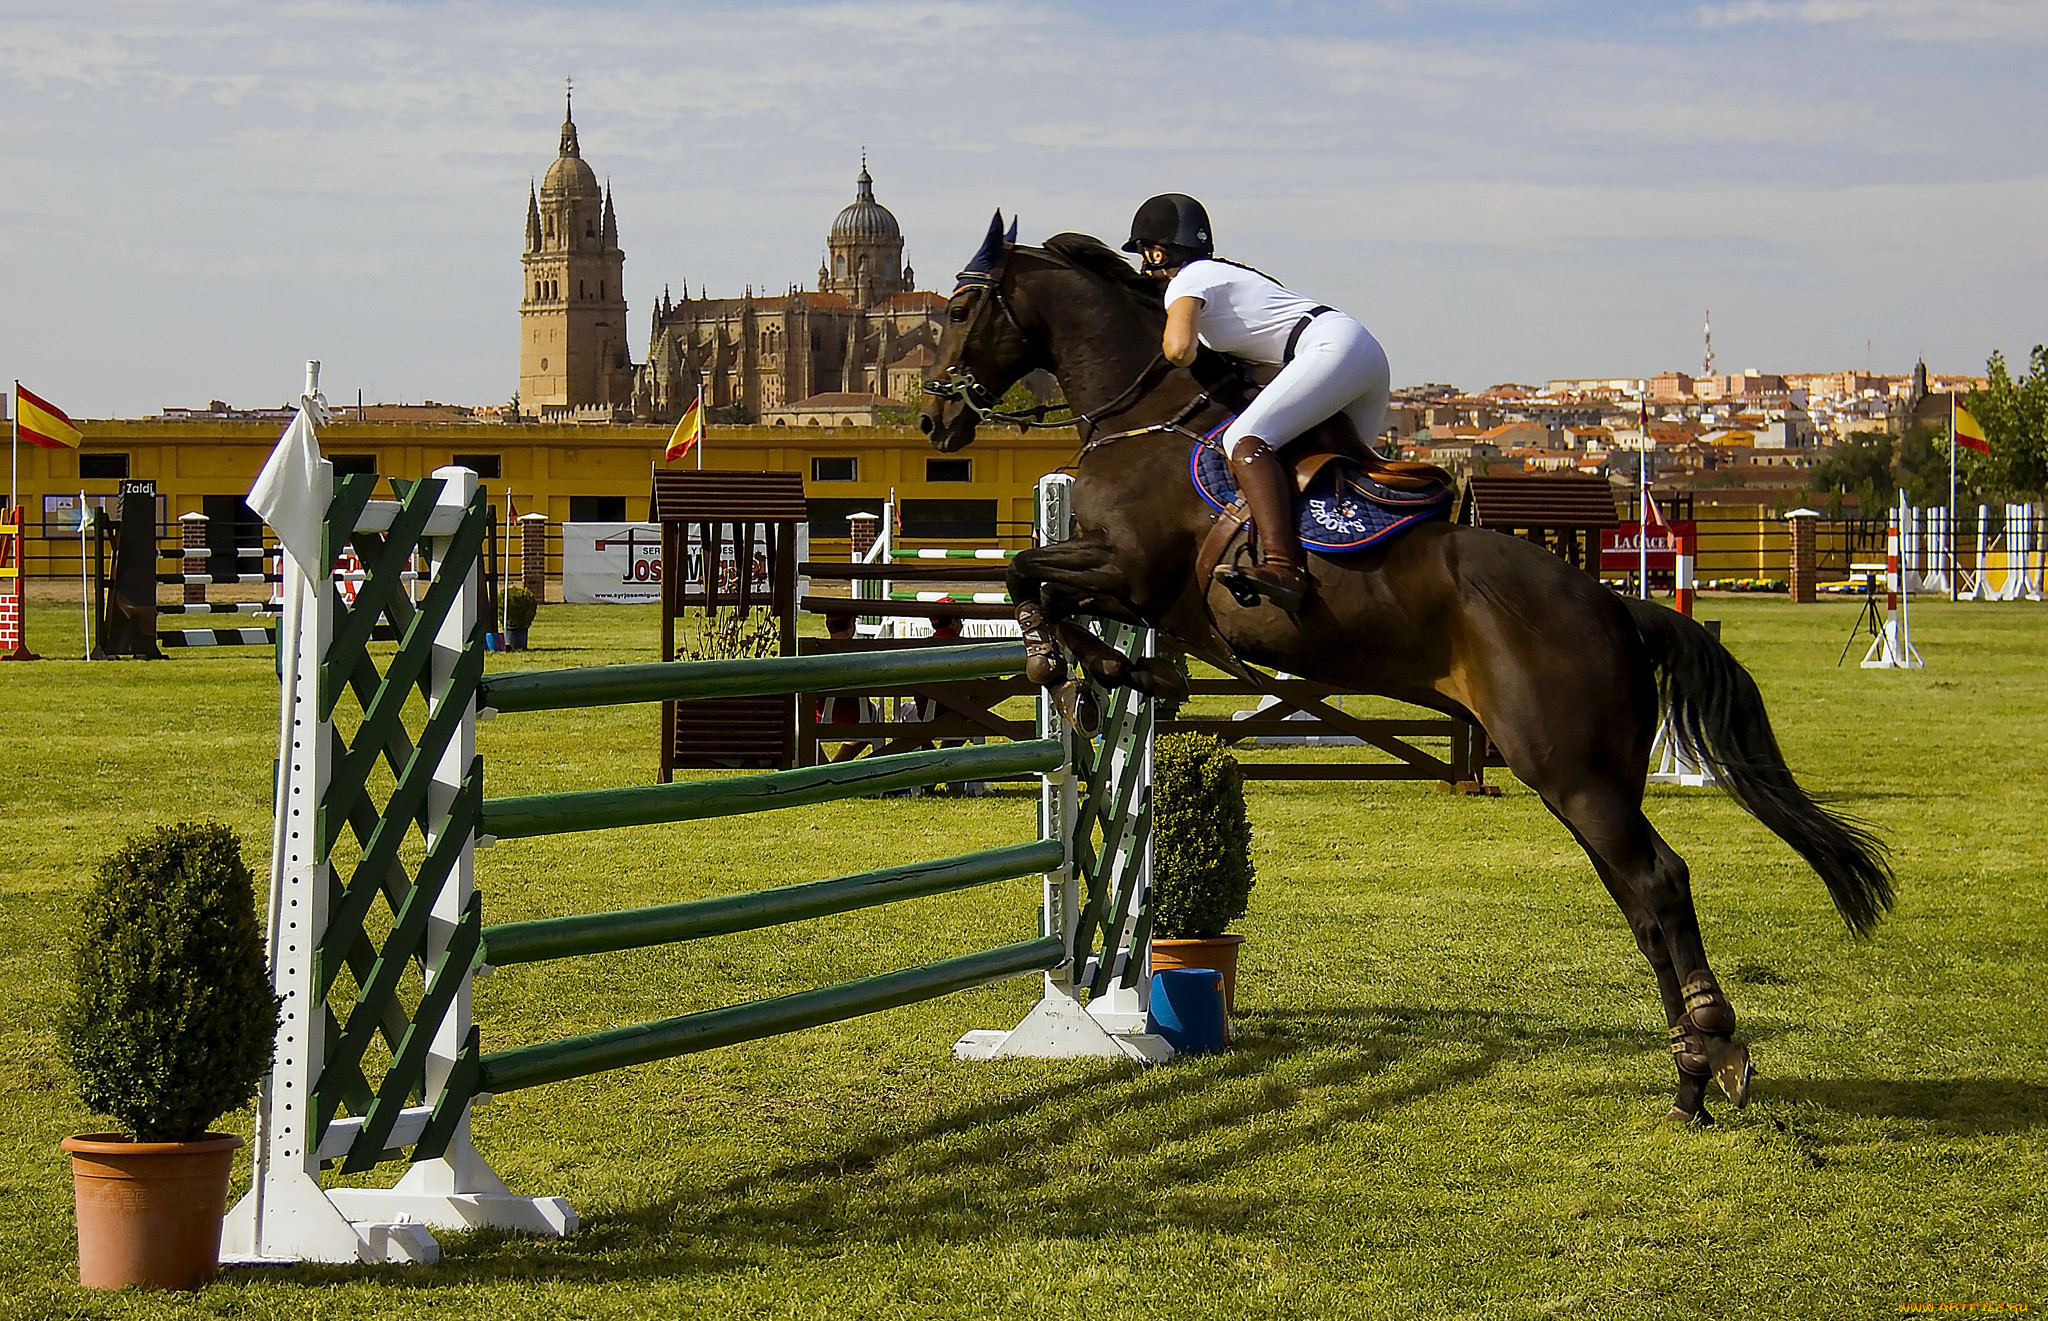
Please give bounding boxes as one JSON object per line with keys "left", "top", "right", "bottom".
{"left": 1163, "top": 259, "right": 1329, "bottom": 365}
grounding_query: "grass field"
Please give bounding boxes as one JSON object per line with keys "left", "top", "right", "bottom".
{"left": 2, "top": 593, "right": 2044, "bottom": 1320}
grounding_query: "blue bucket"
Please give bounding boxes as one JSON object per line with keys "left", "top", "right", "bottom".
{"left": 1148, "top": 968, "right": 1229, "bottom": 1055}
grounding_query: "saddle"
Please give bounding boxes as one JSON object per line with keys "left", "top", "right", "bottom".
{"left": 1190, "top": 418, "right": 1453, "bottom": 608}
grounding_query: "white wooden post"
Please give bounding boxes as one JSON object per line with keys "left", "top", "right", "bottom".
{"left": 226, "top": 460, "right": 571, "bottom": 1266}
{"left": 955, "top": 472, "right": 1168, "bottom": 1063}
{"left": 323, "top": 467, "right": 574, "bottom": 1244}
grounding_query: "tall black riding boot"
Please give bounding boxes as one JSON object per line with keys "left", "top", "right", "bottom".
{"left": 1216, "top": 439, "right": 1310, "bottom": 612}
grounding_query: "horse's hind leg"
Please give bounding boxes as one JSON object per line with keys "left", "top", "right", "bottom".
{"left": 1545, "top": 784, "right": 1752, "bottom": 1123}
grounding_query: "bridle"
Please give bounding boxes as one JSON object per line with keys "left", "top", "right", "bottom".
{"left": 923, "top": 249, "right": 1169, "bottom": 438}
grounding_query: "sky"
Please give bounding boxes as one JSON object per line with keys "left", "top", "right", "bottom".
{"left": 1, "top": 0, "right": 2043, "bottom": 418}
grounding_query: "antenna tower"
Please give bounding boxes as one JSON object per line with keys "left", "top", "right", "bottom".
{"left": 1702, "top": 310, "right": 1715, "bottom": 380}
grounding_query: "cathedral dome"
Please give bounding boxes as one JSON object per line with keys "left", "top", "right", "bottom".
{"left": 545, "top": 153, "right": 599, "bottom": 197}
{"left": 830, "top": 165, "right": 900, "bottom": 243}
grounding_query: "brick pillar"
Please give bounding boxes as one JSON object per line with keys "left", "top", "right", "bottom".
{"left": 519, "top": 513, "right": 549, "bottom": 602}
{"left": 0, "top": 505, "right": 26, "bottom": 662}
{"left": 1786, "top": 509, "right": 1819, "bottom": 604}
{"left": 847, "top": 512, "right": 879, "bottom": 561}
{"left": 180, "top": 511, "right": 209, "bottom": 605}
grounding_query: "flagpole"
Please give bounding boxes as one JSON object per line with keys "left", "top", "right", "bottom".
{"left": 696, "top": 383, "right": 704, "bottom": 471}
{"left": 10, "top": 380, "right": 18, "bottom": 519}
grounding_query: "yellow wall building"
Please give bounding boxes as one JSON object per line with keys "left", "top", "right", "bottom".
{"left": 10, "top": 418, "right": 1080, "bottom": 578}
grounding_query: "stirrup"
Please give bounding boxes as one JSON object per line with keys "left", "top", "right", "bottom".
{"left": 1213, "top": 562, "right": 1308, "bottom": 613}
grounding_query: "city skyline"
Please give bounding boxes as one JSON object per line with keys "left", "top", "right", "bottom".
{"left": 1, "top": 0, "right": 2042, "bottom": 417}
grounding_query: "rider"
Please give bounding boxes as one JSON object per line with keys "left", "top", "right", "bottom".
{"left": 1124, "top": 192, "right": 1392, "bottom": 613}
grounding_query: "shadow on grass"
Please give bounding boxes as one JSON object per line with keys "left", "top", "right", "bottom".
{"left": 254, "top": 1000, "right": 1655, "bottom": 1288}
{"left": 1766, "top": 1076, "right": 2048, "bottom": 1136}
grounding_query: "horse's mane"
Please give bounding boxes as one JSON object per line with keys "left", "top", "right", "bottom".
{"left": 1038, "top": 233, "right": 1164, "bottom": 311}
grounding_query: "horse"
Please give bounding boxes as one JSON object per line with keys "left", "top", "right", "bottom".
{"left": 918, "top": 214, "right": 1892, "bottom": 1125}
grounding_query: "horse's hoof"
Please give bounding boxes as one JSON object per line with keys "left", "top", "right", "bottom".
{"left": 1705, "top": 1037, "right": 1754, "bottom": 1108}
{"left": 1667, "top": 1104, "right": 1715, "bottom": 1129}
{"left": 1052, "top": 681, "right": 1099, "bottom": 735}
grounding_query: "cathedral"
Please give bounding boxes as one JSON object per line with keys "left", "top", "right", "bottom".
{"left": 519, "top": 93, "right": 636, "bottom": 419}
{"left": 519, "top": 96, "right": 947, "bottom": 423}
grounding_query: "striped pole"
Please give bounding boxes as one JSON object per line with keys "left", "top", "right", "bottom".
{"left": 1674, "top": 526, "right": 1695, "bottom": 618}
{"left": 1884, "top": 509, "right": 1900, "bottom": 618}
{"left": 1863, "top": 497, "right": 1923, "bottom": 669}
{"left": 1886, "top": 509, "right": 1900, "bottom": 616}
{"left": 181, "top": 512, "right": 209, "bottom": 605}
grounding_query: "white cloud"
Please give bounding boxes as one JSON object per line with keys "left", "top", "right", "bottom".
{"left": 0, "top": 0, "right": 2037, "bottom": 413}
{"left": 1696, "top": 0, "right": 2048, "bottom": 42}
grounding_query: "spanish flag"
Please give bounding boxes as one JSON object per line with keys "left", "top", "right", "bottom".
{"left": 16, "top": 383, "right": 83, "bottom": 450}
{"left": 1954, "top": 401, "right": 1990, "bottom": 454}
{"left": 664, "top": 391, "right": 703, "bottom": 464}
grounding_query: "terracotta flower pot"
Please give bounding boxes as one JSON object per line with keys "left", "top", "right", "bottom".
{"left": 62, "top": 1132, "right": 242, "bottom": 1290}
{"left": 1150, "top": 934, "right": 1245, "bottom": 1013}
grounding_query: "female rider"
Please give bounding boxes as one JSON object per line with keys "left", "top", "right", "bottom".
{"left": 1124, "top": 192, "right": 1392, "bottom": 612}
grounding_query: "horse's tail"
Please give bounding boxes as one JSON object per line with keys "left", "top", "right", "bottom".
{"left": 1625, "top": 597, "right": 1894, "bottom": 936}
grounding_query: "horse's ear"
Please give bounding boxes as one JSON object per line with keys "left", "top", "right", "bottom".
{"left": 1005, "top": 216, "right": 1019, "bottom": 247}
{"left": 963, "top": 210, "right": 1007, "bottom": 275}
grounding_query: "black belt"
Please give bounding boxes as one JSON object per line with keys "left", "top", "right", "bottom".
{"left": 1283, "top": 306, "right": 1336, "bottom": 365}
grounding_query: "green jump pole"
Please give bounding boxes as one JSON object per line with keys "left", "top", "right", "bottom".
{"left": 475, "top": 936, "right": 1066, "bottom": 1096}
{"left": 482, "top": 737, "right": 1063, "bottom": 841}
{"left": 479, "top": 838, "right": 1064, "bottom": 968}
{"left": 479, "top": 642, "right": 1027, "bottom": 714}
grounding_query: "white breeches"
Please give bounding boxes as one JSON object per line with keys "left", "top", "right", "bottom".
{"left": 1220, "top": 314, "right": 1390, "bottom": 460}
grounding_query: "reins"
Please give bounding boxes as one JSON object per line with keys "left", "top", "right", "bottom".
{"left": 928, "top": 241, "right": 1241, "bottom": 466}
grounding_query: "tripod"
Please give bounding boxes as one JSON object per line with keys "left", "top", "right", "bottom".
{"left": 1836, "top": 567, "right": 1884, "bottom": 666}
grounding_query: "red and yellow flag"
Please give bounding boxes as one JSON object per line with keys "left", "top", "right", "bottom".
{"left": 1954, "top": 402, "right": 1990, "bottom": 454}
{"left": 16, "top": 384, "right": 83, "bottom": 450}
{"left": 664, "top": 392, "right": 703, "bottom": 464}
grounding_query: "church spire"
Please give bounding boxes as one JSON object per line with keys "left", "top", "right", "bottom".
{"left": 559, "top": 79, "right": 580, "bottom": 158}
{"left": 602, "top": 181, "right": 617, "bottom": 247}
{"left": 525, "top": 180, "right": 541, "bottom": 252}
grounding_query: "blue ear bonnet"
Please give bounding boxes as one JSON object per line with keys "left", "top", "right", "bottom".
{"left": 954, "top": 210, "right": 1018, "bottom": 293}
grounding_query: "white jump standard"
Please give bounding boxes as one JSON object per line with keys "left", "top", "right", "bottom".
{"left": 228, "top": 405, "right": 1163, "bottom": 1267}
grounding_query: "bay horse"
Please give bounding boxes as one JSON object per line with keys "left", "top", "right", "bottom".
{"left": 919, "top": 216, "right": 1892, "bottom": 1125}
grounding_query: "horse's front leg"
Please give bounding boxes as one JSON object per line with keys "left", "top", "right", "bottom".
{"left": 1009, "top": 535, "right": 1188, "bottom": 705}
{"left": 1053, "top": 621, "right": 1190, "bottom": 704}
{"left": 1009, "top": 533, "right": 1130, "bottom": 688}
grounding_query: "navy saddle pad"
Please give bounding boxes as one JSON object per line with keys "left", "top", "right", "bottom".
{"left": 1191, "top": 439, "right": 1450, "bottom": 554}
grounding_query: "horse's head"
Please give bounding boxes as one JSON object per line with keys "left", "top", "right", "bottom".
{"left": 920, "top": 210, "right": 1036, "bottom": 452}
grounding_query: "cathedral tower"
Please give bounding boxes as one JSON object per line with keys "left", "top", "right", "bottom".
{"left": 520, "top": 90, "right": 632, "bottom": 416}
{"left": 820, "top": 154, "right": 908, "bottom": 308}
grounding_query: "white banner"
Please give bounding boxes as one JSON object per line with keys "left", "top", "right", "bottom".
{"left": 560, "top": 522, "right": 806, "bottom": 605}
{"left": 562, "top": 522, "right": 664, "bottom": 604}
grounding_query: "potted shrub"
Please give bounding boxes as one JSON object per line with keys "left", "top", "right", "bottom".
{"left": 1148, "top": 733, "right": 1256, "bottom": 1012}
{"left": 503, "top": 584, "right": 538, "bottom": 651}
{"left": 58, "top": 822, "right": 279, "bottom": 1290}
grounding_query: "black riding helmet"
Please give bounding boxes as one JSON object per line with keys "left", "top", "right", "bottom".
{"left": 1123, "top": 193, "right": 1213, "bottom": 269}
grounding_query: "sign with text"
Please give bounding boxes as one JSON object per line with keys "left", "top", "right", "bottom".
{"left": 562, "top": 523, "right": 664, "bottom": 604}
{"left": 1598, "top": 520, "right": 1696, "bottom": 572}
{"left": 561, "top": 522, "right": 783, "bottom": 604}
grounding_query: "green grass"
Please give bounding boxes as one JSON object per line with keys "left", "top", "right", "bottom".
{"left": 2, "top": 595, "right": 2044, "bottom": 1319}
